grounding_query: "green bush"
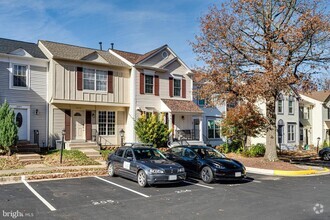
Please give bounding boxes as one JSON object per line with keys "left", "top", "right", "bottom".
{"left": 135, "top": 113, "right": 171, "bottom": 148}
{"left": 242, "top": 143, "right": 266, "bottom": 157}
{"left": 322, "top": 140, "right": 329, "bottom": 148}
{"left": 218, "top": 141, "right": 242, "bottom": 153}
{"left": 0, "top": 101, "right": 18, "bottom": 155}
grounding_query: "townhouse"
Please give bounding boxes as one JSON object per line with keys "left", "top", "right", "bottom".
{"left": 110, "top": 45, "right": 203, "bottom": 145}
{"left": 299, "top": 91, "right": 330, "bottom": 147}
{"left": 0, "top": 38, "right": 49, "bottom": 148}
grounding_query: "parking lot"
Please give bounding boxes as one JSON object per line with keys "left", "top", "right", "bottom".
{"left": 1, "top": 173, "right": 329, "bottom": 220}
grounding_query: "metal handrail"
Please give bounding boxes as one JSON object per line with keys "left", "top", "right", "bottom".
{"left": 93, "top": 129, "right": 113, "bottom": 149}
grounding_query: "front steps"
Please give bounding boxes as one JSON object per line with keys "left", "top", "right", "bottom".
{"left": 16, "top": 153, "right": 42, "bottom": 163}
{"left": 13, "top": 141, "right": 40, "bottom": 153}
{"left": 67, "top": 142, "right": 101, "bottom": 159}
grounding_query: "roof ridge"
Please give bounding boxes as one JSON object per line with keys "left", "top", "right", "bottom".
{"left": 112, "top": 49, "right": 143, "bottom": 56}
{"left": 40, "top": 40, "right": 103, "bottom": 52}
{"left": 0, "top": 37, "right": 37, "bottom": 45}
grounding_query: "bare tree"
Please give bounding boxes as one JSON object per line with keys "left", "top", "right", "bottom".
{"left": 193, "top": 0, "right": 330, "bottom": 161}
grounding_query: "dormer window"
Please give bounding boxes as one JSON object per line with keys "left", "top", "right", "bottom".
{"left": 10, "top": 64, "right": 29, "bottom": 90}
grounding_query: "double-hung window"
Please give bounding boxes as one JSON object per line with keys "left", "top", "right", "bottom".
{"left": 287, "top": 123, "right": 296, "bottom": 142}
{"left": 174, "top": 79, "right": 181, "bottom": 96}
{"left": 277, "top": 94, "right": 284, "bottom": 114}
{"left": 83, "top": 68, "right": 107, "bottom": 92}
{"left": 145, "top": 75, "right": 154, "bottom": 94}
{"left": 11, "top": 64, "right": 29, "bottom": 89}
{"left": 207, "top": 119, "right": 221, "bottom": 139}
{"left": 288, "top": 96, "right": 295, "bottom": 114}
{"left": 98, "top": 111, "right": 116, "bottom": 135}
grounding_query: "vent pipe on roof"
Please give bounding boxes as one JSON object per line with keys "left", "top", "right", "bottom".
{"left": 99, "top": 42, "right": 102, "bottom": 50}
{"left": 111, "top": 43, "right": 114, "bottom": 50}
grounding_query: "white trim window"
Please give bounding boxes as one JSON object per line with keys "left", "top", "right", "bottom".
{"left": 207, "top": 119, "right": 221, "bottom": 139}
{"left": 287, "top": 123, "right": 296, "bottom": 142}
{"left": 288, "top": 96, "right": 295, "bottom": 115}
{"left": 10, "top": 64, "right": 29, "bottom": 89}
{"left": 83, "top": 68, "right": 107, "bottom": 92}
{"left": 98, "top": 111, "right": 116, "bottom": 136}
{"left": 174, "top": 79, "right": 181, "bottom": 97}
{"left": 277, "top": 94, "right": 284, "bottom": 114}
{"left": 145, "top": 75, "right": 154, "bottom": 94}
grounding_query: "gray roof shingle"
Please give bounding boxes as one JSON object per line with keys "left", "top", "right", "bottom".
{"left": 40, "top": 40, "right": 129, "bottom": 68}
{"left": 0, "top": 38, "right": 47, "bottom": 59}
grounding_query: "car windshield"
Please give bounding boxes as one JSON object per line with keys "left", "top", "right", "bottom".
{"left": 192, "top": 148, "right": 226, "bottom": 159}
{"left": 133, "top": 148, "right": 166, "bottom": 160}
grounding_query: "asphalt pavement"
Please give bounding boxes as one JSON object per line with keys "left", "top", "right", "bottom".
{"left": 0, "top": 173, "right": 329, "bottom": 220}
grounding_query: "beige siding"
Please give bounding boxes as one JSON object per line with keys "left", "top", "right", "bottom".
{"left": 141, "top": 48, "right": 175, "bottom": 68}
{"left": 52, "top": 108, "right": 65, "bottom": 145}
{"left": 52, "top": 61, "right": 130, "bottom": 104}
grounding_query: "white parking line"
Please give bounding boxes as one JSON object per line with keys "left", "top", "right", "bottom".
{"left": 94, "top": 176, "right": 150, "bottom": 198}
{"left": 253, "top": 180, "right": 262, "bottom": 183}
{"left": 184, "top": 180, "right": 214, "bottom": 189}
{"left": 21, "top": 176, "right": 56, "bottom": 211}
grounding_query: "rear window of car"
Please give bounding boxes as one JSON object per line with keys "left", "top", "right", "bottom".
{"left": 115, "top": 148, "right": 125, "bottom": 157}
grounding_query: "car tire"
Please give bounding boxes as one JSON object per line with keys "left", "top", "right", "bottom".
{"left": 137, "top": 170, "right": 148, "bottom": 187}
{"left": 201, "top": 166, "right": 214, "bottom": 183}
{"left": 107, "top": 163, "right": 116, "bottom": 177}
{"left": 323, "top": 152, "right": 330, "bottom": 161}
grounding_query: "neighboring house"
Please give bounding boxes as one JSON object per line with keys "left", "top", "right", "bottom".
{"left": 192, "top": 72, "right": 226, "bottom": 147}
{"left": 38, "top": 40, "right": 131, "bottom": 148}
{"left": 250, "top": 90, "right": 300, "bottom": 148}
{"left": 0, "top": 38, "right": 49, "bottom": 147}
{"left": 299, "top": 91, "right": 330, "bottom": 147}
{"left": 110, "top": 45, "right": 204, "bottom": 145}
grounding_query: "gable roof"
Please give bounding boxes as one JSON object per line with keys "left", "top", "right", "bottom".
{"left": 0, "top": 38, "right": 47, "bottom": 59}
{"left": 112, "top": 45, "right": 167, "bottom": 64}
{"left": 161, "top": 99, "right": 203, "bottom": 113}
{"left": 301, "top": 91, "right": 330, "bottom": 102}
{"left": 39, "top": 40, "right": 129, "bottom": 68}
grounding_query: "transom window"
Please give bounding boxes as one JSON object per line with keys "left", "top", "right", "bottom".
{"left": 98, "top": 111, "right": 115, "bottom": 135}
{"left": 287, "top": 123, "right": 296, "bottom": 142}
{"left": 288, "top": 96, "right": 295, "bottom": 114}
{"left": 145, "top": 75, "right": 154, "bottom": 94}
{"left": 174, "top": 79, "right": 181, "bottom": 97}
{"left": 83, "top": 68, "right": 107, "bottom": 91}
{"left": 207, "top": 119, "right": 221, "bottom": 139}
{"left": 11, "top": 64, "right": 28, "bottom": 88}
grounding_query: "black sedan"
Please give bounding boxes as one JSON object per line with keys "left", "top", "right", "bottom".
{"left": 107, "top": 146, "right": 186, "bottom": 187}
{"left": 166, "top": 145, "right": 246, "bottom": 183}
{"left": 319, "top": 147, "right": 330, "bottom": 161}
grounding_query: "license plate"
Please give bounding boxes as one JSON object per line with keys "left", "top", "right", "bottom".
{"left": 235, "top": 172, "right": 241, "bottom": 177}
{"left": 169, "top": 175, "right": 177, "bottom": 181}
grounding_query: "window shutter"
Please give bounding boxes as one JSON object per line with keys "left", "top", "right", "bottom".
{"left": 108, "top": 71, "right": 113, "bottom": 93}
{"left": 77, "top": 67, "right": 83, "bottom": 91}
{"left": 64, "top": 110, "right": 71, "bottom": 141}
{"left": 169, "top": 77, "right": 173, "bottom": 97}
{"left": 155, "top": 75, "right": 159, "bottom": 96}
{"left": 140, "top": 73, "right": 145, "bottom": 94}
{"left": 182, "top": 79, "right": 186, "bottom": 98}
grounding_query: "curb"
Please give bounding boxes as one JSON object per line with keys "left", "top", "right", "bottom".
{"left": 246, "top": 167, "right": 330, "bottom": 177}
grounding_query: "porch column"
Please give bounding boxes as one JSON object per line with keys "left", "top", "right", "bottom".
{"left": 127, "top": 67, "right": 137, "bottom": 142}
{"left": 168, "top": 112, "right": 173, "bottom": 141}
{"left": 199, "top": 116, "right": 203, "bottom": 142}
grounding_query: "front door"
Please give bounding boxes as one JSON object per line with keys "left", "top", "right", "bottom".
{"left": 14, "top": 109, "right": 28, "bottom": 140}
{"left": 73, "top": 110, "right": 85, "bottom": 140}
{"left": 278, "top": 125, "right": 284, "bottom": 145}
{"left": 193, "top": 119, "right": 199, "bottom": 140}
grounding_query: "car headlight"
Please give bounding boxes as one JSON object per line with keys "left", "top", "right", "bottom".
{"left": 213, "top": 163, "right": 226, "bottom": 169}
{"left": 150, "top": 169, "right": 165, "bottom": 174}
{"left": 178, "top": 168, "right": 185, "bottom": 173}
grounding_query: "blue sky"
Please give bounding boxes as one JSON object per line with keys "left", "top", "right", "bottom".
{"left": 0, "top": 0, "right": 220, "bottom": 67}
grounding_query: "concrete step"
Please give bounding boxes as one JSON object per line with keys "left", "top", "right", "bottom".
{"left": 16, "top": 153, "right": 41, "bottom": 160}
{"left": 19, "top": 158, "right": 43, "bottom": 163}
{"left": 68, "top": 142, "right": 98, "bottom": 147}
{"left": 70, "top": 145, "right": 99, "bottom": 151}
{"left": 77, "top": 148, "right": 101, "bottom": 160}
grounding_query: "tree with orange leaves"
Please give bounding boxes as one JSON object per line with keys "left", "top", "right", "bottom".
{"left": 192, "top": 0, "right": 330, "bottom": 161}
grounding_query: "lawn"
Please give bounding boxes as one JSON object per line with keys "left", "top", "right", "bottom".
{"left": 0, "top": 156, "right": 24, "bottom": 170}
{"left": 43, "top": 150, "right": 100, "bottom": 166}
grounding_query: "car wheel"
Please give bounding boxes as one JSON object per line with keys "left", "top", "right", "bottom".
{"left": 323, "top": 152, "right": 330, "bottom": 161}
{"left": 137, "top": 170, "right": 148, "bottom": 187}
{"left": 107, "top": 163, "right": 116, "bottom": 177}
{"left": 201, "top": 166, "right": 214, "bottom": 183}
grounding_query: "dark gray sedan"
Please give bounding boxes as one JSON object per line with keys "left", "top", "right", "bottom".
{"left": 107, "top": 146, "right": 186, "bottom": 187}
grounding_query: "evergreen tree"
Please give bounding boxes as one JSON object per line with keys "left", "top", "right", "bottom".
{"left": 0, "top": 100, "right": 18, "bottom": 154}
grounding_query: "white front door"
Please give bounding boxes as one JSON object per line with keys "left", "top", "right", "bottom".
{"left": 73, "top": 110, "right": 85, "bottom": 140}
{"left": 14, "top": 109, "right": 28, "bottom": 140}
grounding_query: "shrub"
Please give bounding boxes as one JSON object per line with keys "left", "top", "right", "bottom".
{"left": 0, "top": 101, "right": 18, "bottom": 155}
{"left": 322, "top": 140, "right": 329, "bottom": 148}
{"left": 135, "top": 113, "right": 171, "bottom": 148}
{"left": 218, "top": 141, "right": 242, "bottom": 153}
{"left": 242, "top": 143, "right": 266, "bottom": 157}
